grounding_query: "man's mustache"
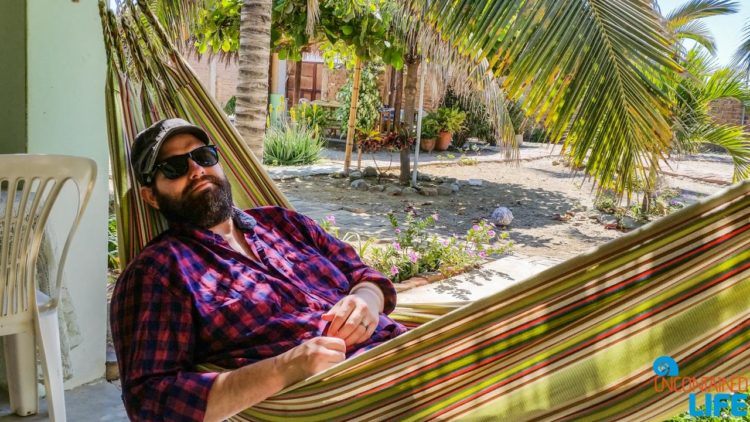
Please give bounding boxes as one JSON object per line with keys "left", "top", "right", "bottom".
{"left": 185, "top": 175, "right": 222, "bottom": 197}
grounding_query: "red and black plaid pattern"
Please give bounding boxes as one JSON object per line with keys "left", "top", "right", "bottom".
{"left": 110, "top": 207, "right": 406, "bottom": 421}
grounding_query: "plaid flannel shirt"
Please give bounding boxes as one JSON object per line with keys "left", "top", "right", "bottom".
{"left": 110, "top": 207, "right": 406, "bottom": 421}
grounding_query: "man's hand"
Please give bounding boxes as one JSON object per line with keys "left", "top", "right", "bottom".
{"left": 322, "top": 294, "right": 379, "bottom": 347}
{"left": 274, "top": 337, "right": 346, "bottom": 386}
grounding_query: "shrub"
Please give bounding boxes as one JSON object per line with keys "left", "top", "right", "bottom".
{"left": 290, "top": 103, "right": 331, "bottom": 138}
{"left": 263, "top": 121, "right": 323, "bottom": 166}
{"left": 336, "top": 63, "right": 383, "bottom": 133}
{"left": 108, "top": 212, "right": 119, "bottom": 270}
{"left": 322, "top": 212, "right": 513, "bottom": 283}
{"left": 441, "top": 89, "right": 495, "bottom": 146}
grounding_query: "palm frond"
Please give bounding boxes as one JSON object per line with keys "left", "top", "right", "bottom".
{"left": 685, "top": 124, "right": 750, "bottom": 181}
{"left": 665, "top": 0, "right": 739, "bottom": 29}
{"left": 732, "top": 21, "right": 750, "bottom": 74}
{"left": 672, "top": 20, "right": 717, "bottom": 54}
{"left": 398, "top": 0, "right": 681, "bottom": 196}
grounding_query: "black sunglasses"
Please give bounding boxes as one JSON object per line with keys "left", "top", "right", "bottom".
{"left": 153, "top": 145, "right": 219, "bottom": 180}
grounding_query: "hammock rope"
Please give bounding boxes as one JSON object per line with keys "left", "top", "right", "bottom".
{"left": 99, "top": 2, "right": 750, "bottom": 420}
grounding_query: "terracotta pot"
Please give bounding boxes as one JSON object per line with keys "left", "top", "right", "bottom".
{"left": 420, "top": 137, "right": 436, "bottom": 153}
{"left": 436, "top": 131, "right": 452, "bottom": 151}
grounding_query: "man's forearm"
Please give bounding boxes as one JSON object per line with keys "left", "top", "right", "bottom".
{"left": 204, "top": 356, "right": 286, "bottom": 422}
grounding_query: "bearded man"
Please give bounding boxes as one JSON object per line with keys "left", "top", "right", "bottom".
{"left": 110, "top": 118, "right": 406, "bottom": 421}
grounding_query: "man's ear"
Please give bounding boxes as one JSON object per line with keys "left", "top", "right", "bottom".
{"left": 139, "top": 185, "right": 160, "bottom": 210}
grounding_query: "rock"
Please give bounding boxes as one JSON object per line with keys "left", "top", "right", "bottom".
{"left": 385, "top": 186, "right": 403, "bottom": 196}
{"left": 403, "top": 187, "right": 418, "bottom": 195}
{"left": 444, "top": 177, "right": 457, "bottom": 184}
{"left": 411, "top": 171, "right": 433, "bottom": 182}
{"left": 369, "top": 184, "right": 386, "bottom": 192}
{"left": 331, "top": 171, "right": 347, "bottom": 179}
{"left": 350, "top": 179, "right": 369, "bottom": 190}
{"left": 620, "top": 216, "right": 643, "bottom": 230}
{"left": 348, "top": 170, "right": 363, "bottom": 180}
{"left": 437, "top": 184, "right": 453, "bottom": 196}
{"left": 450, "top": 183, "right": 460, "bottom": 193}
{"left": 342, "top": 206, "right": 366, "bottom": 214}
{"left": 468, "top": 179, "right": 483, "bottom": 186}
{"left": 572, "top": 203, "right": 588, "bottom": 212}
{"left": 420, "top": 187, "right": 438, "bottom": 196}
{"left": 597, "top": 214, "right": 619, "bottom": 225}
{"left": 491, "top": 207, "right": 514, "bottom": 226}
{"left": 362, "top": 166, "right": 378, "bottom": 178}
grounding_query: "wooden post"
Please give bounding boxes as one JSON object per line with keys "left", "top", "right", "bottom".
{"left": 293, "top": 60, "right": 303, "bottom": 105}
{"left": 343, "top": 57, "right": 363, "bottom": 175}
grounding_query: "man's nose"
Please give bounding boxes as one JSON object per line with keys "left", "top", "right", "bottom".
{"left": 186, "top": 157, "right": 206, "bottom": 179}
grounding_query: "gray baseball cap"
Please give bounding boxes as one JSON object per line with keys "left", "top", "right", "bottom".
{"left": 131, "top": 118, "right": 210, "bottom": 185}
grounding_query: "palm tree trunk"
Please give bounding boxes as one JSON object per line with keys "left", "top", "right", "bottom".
{"left": 641, "top": 151, "right": 659, "bottom": 213}
{"left": 343, "top": 57, "right": 362, "bottom": 175}
{"left": 236, "top": 0, "right": 271, "bottom": 159}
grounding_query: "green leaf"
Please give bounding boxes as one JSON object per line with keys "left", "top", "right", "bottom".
{"left": 341, "top": 25, "right": 353, "bottom": 35}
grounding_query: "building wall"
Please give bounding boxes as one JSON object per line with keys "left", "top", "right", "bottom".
{"left": 708, "top": 97, "right": 750, "bottom": 129}
{"left": 26, "top": 0, "right": 109, "bottom": 388}
{"left": 184, "top": 55, "right": 240, "bottom": 109}
{"left": 0, "top": 0, "right": 27, "bottom": 154}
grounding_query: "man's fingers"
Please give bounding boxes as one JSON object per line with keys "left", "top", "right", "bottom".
{"left": 313, "top": 336, "right": 347, "bottom": 352}
{"left": 326, "top": 300, "right": 355, "bottom": 336}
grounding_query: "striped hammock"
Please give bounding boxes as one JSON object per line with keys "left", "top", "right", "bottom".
{"left": 99, "top": 3, "right": 750, "bottom": 421}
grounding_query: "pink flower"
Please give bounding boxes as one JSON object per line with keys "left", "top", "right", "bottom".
{"left": 487, "top": 230, "right": 496, "bottom": 237}
{"left": 393, "top": 242, "right": 402, "bottom": 251}
{"left": 390, "top": 265, "right": 399, "bottom": 275}
{"left": 431, "top": 214, "right": 439, "bottom": 221}
{"left": 325, "top": 215, "right": 336, "bottom": 225}
{"left": 440, "top": 238, "right": 450, "bottom": 247}
{"left": 408, "top": 251, "right": 420, "bottom": 263}
{"left": 478, "top": 251, "right": 487, "bottom": 258}
{"left": 395, "top": 228, "right": 401, "bottom": 234}
{"left": 472, "top": 224, "right": 481, "bottom": 231}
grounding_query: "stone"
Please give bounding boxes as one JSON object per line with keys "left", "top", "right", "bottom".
{"left": 444, "top": 177, "right": 457, "bottom": 184}
{"left": 450, "top": 183, "right": 460, "bottom": 193}
{"left": 403, "top": 187, "right": 418, "bottom": 195}
{"left": 468, "top": 179, "right": 483, "bottom": 186}
{"left": 369, "top": 184, "right": 386, "bottom": 192}
{"left": 491, "top": 207, "right": 514, "bottom": 226}
{"left": 597, "top": 214, "right": 619, "bottom": 225}
{"left": 437, "top": 184, "right": 453, "bottom": 196}
{"left": 620, "top": 216, "right": 643, "bottom": 230}
{"left": 331, "top": 171, "right": 347, "bottom": 179}
{"left": 342, "top": 205, "right": 366, "bottom": 214}
{"left": 385, "top": 186, "right": 403, "bottom": 196}
{"left": 571, "top": 203, "right": 588, "bottom": 212}
{"left": 420, "top": 187, "right": 438, "bottom": 196}
{"left": 362, "top": 166, "right": 378, "bottom": 178}
{"left": 411, "top": 171, "right": 433, "bottom": 182}
{"left": 348, "top": 170, "right": 363, "bottom": 180}
{"left": 350, "top": 179, "right": 369, "bottom": 190}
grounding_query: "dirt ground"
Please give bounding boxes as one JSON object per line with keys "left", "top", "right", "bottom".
{"left": 276, "top": 157, "right": 725, "bottom": 260}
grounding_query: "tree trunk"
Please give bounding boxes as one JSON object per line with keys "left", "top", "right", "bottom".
{"left": 343, "top": 58, "right": 363, "bottom": 175}
{"left": 393, "top": 68, "right": 404, "bottom": 128}
{"left": 236, "top": 0, "right": 272, "bottom": 159}
{"left": 399, "top": 57, "right": 420, "bottom": 185}
{"left": 641, "top": 151, "right": 660, "bottom": 214}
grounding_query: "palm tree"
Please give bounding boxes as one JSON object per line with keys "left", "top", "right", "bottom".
{"left": 236, "top": 0, "right": 272, "bottom": 158}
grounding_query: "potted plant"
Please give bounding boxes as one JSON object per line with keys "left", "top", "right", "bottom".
{"left": 419, "top": 115, "right": 440, "bottom": 152}
{"left": 435, "top": 107, "right": 466, "bottom": 151}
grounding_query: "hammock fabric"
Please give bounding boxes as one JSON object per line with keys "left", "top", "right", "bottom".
{"left": 100, "top": 2, "right": 750, "bottom": 421}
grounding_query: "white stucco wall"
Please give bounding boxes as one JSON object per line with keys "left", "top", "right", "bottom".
{"left": 26, "top": 0, "right": 108, "bottom": 388}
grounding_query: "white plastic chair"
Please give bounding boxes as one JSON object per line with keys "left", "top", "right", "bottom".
{"left": 0, "top": 154, "right": 96, "bottom": 421}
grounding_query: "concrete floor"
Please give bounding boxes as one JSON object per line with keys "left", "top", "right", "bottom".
{"left": 0, "top": 381, "right": 127, "bottom": 421}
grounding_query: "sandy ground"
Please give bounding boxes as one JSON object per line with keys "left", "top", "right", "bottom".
{"left": 276, "top": 157, "right": 725, "bottom": 260}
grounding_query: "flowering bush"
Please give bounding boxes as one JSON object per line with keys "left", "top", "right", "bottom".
{"left": 322, "top": 212, "right": 512, "bottom": 283}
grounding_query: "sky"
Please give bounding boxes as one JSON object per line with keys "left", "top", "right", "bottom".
{"left": 658, "top": 0, "right": 750, "bottom": 67}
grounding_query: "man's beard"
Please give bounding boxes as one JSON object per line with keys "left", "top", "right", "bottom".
{"left": 154, "top": 175, "right": 234, "bottom": 228}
